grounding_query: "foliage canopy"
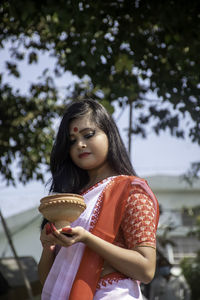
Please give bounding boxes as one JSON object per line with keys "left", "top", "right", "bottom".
{"left": 0, "top": 0, "right": 200, "bottom": 185}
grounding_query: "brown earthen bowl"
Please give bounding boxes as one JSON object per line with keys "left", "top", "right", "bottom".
{"left": 38, "top": 193, "right": 86, "bottom": 230}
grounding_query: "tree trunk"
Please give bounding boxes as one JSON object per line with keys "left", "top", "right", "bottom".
{"left": 128, "top": 101, "right": 133, "bottom": 157}
{"left": 0, "top": 210, "right": 34, "bottom": 300}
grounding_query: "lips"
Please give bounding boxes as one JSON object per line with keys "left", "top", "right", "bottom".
{"left": 78, "top": 152, "right": 91, "bottom": 158}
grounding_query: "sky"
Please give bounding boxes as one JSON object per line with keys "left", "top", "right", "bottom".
{"left": 0, "top": 46, "right": 199, "bottom": 218}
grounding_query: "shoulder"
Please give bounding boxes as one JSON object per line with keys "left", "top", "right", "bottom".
{"left": 110, "top": 175, "right": 141, "bottom": 184}
{"left": 108, "top": 175, "right": 153, "bottom": 199}
{"left": 107, "top": 175, "right": 158, "bottom": 204}
{"left": 116, "top": 175, "right": 160, "bottom": 228}
{"left": 110, "top": 175, "right": 151, "bottom": 191}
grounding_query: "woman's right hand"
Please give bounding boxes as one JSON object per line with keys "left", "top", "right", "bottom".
{"left": 40, "top": 223, "right": 56, "bottom": 251}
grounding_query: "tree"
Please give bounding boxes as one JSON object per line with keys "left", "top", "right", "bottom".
{"left": 0, "top": 0, "right": 200, "bottom": 185}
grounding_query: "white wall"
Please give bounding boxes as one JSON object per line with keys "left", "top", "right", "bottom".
{"left": 146, "top": 175, "right": 200, "bottom": 210}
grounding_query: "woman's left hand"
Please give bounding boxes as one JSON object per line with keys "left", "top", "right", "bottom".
{"left": 48, "top": 223, "right": 89, "bottom": 247}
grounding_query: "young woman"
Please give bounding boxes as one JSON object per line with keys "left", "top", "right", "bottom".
{"left": 38, "top": 99, "right": 159, "bottom": 300}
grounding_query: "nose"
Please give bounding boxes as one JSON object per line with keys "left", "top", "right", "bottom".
{"left": 77, "top": 139, "right": 86, "bottom": 149}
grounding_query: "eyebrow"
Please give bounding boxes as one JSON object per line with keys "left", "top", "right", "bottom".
{"left": 69, "top": 127, "right": 95, "bottom": 136}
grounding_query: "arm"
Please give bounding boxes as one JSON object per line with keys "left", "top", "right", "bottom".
{"left": 48, "top": 187, "right": 158, "bottom": 284}
{"left": 48, "top": 187, "right": 156, "bottom": 283}
{"left": 80, "top": 229, "right": 156, "bottom": 283}
{"left": 38, "top": 224, "right": 56, "bottom": 285}
{"left": 49, "top": 225, "right": 156, "bottom": 284}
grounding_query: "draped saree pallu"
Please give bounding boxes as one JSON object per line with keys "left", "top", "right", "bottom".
{"left": 42, "top": 176, "right": 159, "bottom": 300}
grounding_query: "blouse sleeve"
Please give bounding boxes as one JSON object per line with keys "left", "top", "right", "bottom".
{"left": 120, "top": 184, "right": 158, "bottom": 249}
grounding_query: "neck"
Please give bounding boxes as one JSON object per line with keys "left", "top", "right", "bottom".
{"left": 87, "top": 163, "right": 118, "bottom": 188}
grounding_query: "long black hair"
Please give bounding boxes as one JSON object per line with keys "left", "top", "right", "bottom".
{"left": 49, "top": 99, "right": 137, "bottom": 194}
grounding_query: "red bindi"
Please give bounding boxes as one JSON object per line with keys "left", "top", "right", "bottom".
{"left": 73, "top": 127, "right": 78, "bottom": 132}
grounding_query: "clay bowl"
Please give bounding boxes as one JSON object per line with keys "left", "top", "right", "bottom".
{"left": 38, "top": 193, "right": 86, "bottom": 230}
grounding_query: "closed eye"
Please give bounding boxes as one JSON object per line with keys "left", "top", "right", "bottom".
{"left": 69, "top": 130, "right": 95, "bottom": 146}
{"left": 84, "top": 130, "right": 95, "bottom": 139}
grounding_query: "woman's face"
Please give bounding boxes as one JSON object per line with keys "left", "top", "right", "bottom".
{"left": 69, "top": 115, "right": 109, "bottom": 173}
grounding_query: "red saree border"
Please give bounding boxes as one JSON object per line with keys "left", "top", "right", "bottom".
{"left": 97, "top": 272, "right": 128, "bottom": 289}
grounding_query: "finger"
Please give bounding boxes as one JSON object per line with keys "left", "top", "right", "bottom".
{"left": 49, "top": 224, "right": 68, "bottom": 244}
{"left": 48, "top": 224, "right": 78, "bottom": 246}
{"left": 61, "top": 227, "right": 72, "bottom": 233}
{"left": 55, "top": 230, "right": 76, "bottom": 246}
{"left": 61, "top": 227, "right": 73, "bottom": 237}
{"left": 45, "top": 223, "right": 52, "bottom": 235}
{"left": 49, "top": 223, "right": 60, "bottom": 237}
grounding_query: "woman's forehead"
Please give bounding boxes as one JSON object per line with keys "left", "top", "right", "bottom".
{"left": 69, "top": 116, "right": 96, "bottom": 132}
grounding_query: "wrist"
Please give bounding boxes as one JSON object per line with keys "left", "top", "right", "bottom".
{"left": 42, "top": 244, "right": 55, "bottom": 253}
{"left": 83, "top": 230, "right": 92, "bottom": 244}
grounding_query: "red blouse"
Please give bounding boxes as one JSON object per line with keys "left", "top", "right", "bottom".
{"left": 114, "top": 185, "right": 157, "bottom": 249}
